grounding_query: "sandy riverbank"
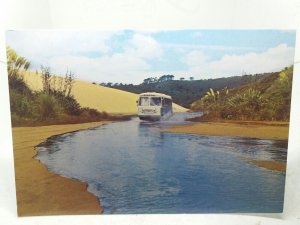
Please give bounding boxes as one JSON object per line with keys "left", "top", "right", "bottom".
{"left": 163, "top": 121, "right": 289, "bottom": 172}
{"left": 243, "top": 159, "right": 286, "bottom": 172}
{"left": 12, "top": 122, "right": 107, "bottom": 216}
{"left": 163, "top": 121, "right": 289, "bottom": 140}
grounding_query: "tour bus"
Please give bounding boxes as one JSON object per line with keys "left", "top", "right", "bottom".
{"left": 137, "top": 92, "right": 173, "bottom": 121}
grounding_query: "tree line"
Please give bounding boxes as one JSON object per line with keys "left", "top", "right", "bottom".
{"left": 104, "top": 73, "right": 267, "bottom": 108}
{"left": 97, "top": 74, "right": 195, "bottom": 87}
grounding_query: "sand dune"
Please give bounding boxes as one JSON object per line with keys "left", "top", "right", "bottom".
{"left": 22, "top": 71, "right": 187, "bottom": 114}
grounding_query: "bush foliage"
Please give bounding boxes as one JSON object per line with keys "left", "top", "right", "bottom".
{"left": 7, "top": 46, "right": 111, "bottom": 126}
{"left": 191, "top": 66, "right": 293, "bottom": 121}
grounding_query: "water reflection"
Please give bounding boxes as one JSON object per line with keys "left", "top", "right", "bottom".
{"left": 35, "top": 113, "right": 287, "bottom": 214}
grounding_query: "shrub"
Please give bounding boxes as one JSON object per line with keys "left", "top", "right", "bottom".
{"left": 191, "top": 66, "right": 293, "bottom": 121}
{"left": 60, "top": 95, "right": 81, "bottom": 115}
{"left": 8, "top": 75, "right": 31, "bottom": 95}
{"left": 37, "top": 93, "right": 59, "bottom": 119}
{"left": 80, "top": 107, "right": 106, "bottom": 118}
{"left": 7, "top": 47, "right": 116, "bottom": 126}
{"left": 53, "top": 92, "right": 81, "bottom": 115}
{"left": 101, "top": 111, "right": 109, "bottom": 119}
{"left": 87, "top": 108, "right": 101, "bottom": 117}
{"left": 79, "top": 108, "right": 110, "bottom": 120}
{"left": 9, "top": 90, "right": 33, "bottom": 117}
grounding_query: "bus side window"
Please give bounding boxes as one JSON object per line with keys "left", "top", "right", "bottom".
{"left": 165, "top": 99, "right": 168, "bottom": 106}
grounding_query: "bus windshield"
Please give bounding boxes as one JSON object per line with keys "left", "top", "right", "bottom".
{"left": 150, "top": 97, "right": 161, "bottom": 106}
{"left": 139, "top": 97, "right": 149, "bottom": 106}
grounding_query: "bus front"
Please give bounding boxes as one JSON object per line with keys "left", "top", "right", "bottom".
{"left": 137, "top": 95, "right": 162, "bottom": 120}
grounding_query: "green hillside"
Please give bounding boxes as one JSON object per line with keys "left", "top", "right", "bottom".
{"left": 191, "top": 66, "right": 293, "bottom": 121}
{"left": 108, "top": 73, "right": 277, "bottom": 108}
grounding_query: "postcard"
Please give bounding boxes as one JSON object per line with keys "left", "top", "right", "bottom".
{"left": 5, "top": 29, "right": 295, "bottom": 216}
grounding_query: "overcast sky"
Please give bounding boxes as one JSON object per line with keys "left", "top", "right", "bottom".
{"left": 6, "top": 30, "right": 296, "bottom": 84}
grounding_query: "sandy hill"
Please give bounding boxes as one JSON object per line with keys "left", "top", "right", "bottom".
{"left": 21, "top": 71, "right": 187, "bottom": 114}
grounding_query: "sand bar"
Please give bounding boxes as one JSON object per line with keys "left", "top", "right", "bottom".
{"left": 243, "top": 159, "right": 286, "bottom": 172}
{"left": 12, "top": 122, "right": 107, "bottom": 216}
{"left": 163, "top": 121, "right": 288, "bottom": 172}
{"left": 163, "top": 121, "right": 289, "bottom": 140}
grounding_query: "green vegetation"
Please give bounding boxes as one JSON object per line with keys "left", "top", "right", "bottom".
{"left": 191, "top": 66, "right": 293, "bottom": 121}
{"left": 103, "top": 73, "right": 271, "bottom": 108}
{"left": 7, "top": 45, "right": 292, "bottom": 124}
{"left": 7, "top": 47, "right": 124, "bottom": 127}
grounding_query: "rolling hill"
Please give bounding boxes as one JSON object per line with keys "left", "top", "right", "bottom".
{"left": 108, "top": 73, "right": 272, "bottom": 108}
{"left": 190, "top": 66, "right": 293, "bottom": 121}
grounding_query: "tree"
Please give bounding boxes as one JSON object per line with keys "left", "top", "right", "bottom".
{"left": 41, "top": 66, "right": 52, "bottom": 94}
{"left": 143, "top": 77, "right": 158, "bottom": 84}
{"left": 63, "top": 69, "right": 75, "bottom": 97}
{"left": 158, "top": 75, "right": 167, "bottom": 82}
{"left": 158, "top": 74, "right": 175, "bottom": 82}
{"left": 6, "top": 46, "right": 32, "bottom": 95}
{"left": 262, "top": 67, "right": 293, "bottom": 120}
{"left": 6, "top": 46, "right": 30, "bottom": 77}
{"left": 143, "top": 78, "right": 151, "bottom": 84}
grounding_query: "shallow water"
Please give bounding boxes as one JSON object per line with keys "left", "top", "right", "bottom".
{"left": 36, "top": 113, "right": 287, "bottom": 214}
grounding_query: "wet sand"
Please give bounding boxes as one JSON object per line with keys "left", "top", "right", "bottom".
{"left": 163, "top": 121, "right": 288, "bottom": 172}
{"left": 163, "top": 121, "right": 289, "bottom": 140}
{"left": 244, "top": 159, "right": 286, "bottom": 172}
{"left": 12, "top": 122, "right": 107, "bottom": 216}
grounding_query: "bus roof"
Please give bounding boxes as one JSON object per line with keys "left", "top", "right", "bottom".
{"left": 139, "top": 92, "right": 172, "bottom": 99}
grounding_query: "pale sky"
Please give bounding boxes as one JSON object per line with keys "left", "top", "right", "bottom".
{"left": 6, "top": 30, "right": 296, "bottom": 84}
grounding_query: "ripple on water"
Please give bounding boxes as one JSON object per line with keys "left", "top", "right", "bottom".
{"left": 35, "top": 113, "right": 287, "bottom": 214}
